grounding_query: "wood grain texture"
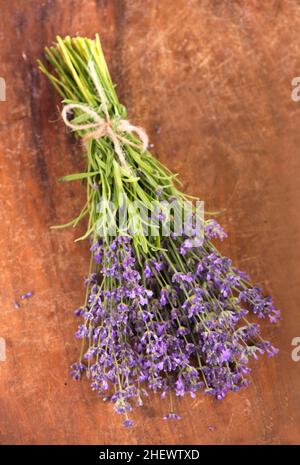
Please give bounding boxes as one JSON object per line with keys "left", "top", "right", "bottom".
{"left": 0, "top": 0, "right": 300, "bottom": 445}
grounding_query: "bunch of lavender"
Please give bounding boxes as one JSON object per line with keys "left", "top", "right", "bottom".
{"left": 38, "top": 36, "right": 279, "bottom": 427}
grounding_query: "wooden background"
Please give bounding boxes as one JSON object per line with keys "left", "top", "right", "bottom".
{"left": 0, "top": 0, "right": 300, "bottom": 445}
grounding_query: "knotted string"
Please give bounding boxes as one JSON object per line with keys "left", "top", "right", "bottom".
{"left": 61, "top": 61, "right": 148, "bottom": 172}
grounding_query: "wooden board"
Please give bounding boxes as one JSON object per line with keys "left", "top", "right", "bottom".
{"left": 0, "top": 0, "right": 300, "bottom": 445}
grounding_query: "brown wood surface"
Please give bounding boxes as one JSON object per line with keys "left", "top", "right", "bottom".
{"left": 0, "top": 0, "right": 300, "bottom": 445}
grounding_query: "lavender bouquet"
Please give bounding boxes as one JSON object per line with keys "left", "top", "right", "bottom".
{"left": 38, "top": 35, "right": 279, "bottom": 427}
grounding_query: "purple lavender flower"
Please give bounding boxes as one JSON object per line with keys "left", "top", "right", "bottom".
{"left": 219, "top": 348, "right": 232, "bottom": 363}
{"left": 159, "top": 288, "right": 170, "bottom": 306}
{"left": 152, "top": 258, "right": 164, "bottom": 272}
{"left": 123, "top": 419, "right": 134, "bottom": 428}
{"left": 70, "top": 362, "right": 86, "bottom": 380}
{"left": 144, "top": 262, "right": 152, "bottom": 278}
{"left": 204, "top": 220, "right": 227, "bottom": 240}
{"left": 163, "top": 412, "right": 182, "bottom": 420}
{"left": 172, "top": 272, "right": 193, "bottom": 284}
{"left": 21, "top": 291, "right": 33, "bottom": 299}
{"left": 175, "top": 376, "right": 185, "bottom": 396}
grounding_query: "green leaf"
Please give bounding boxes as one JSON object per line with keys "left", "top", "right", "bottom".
{"left": 59, "top": 172, "right": 99, "bottom": 182}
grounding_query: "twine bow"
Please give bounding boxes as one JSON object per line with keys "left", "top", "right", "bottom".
{"left": 61, "top": 61, "right": 148, "bottom": 172}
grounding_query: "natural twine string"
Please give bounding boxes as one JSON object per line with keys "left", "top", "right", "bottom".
{"left": 61, "top": 61, "right": 148, "bottom": 172}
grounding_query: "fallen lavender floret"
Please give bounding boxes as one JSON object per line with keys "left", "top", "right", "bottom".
{"left": 13, "top": 291, "right": 34, "bottom": 309}
{"left": 21, "top": 291, "right": 33, "bottom": 300}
